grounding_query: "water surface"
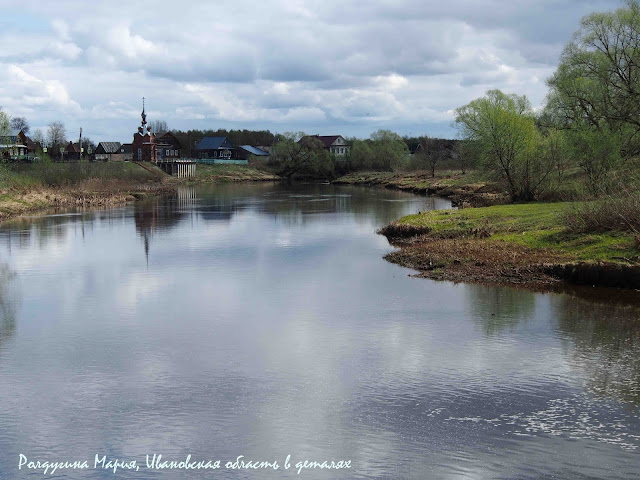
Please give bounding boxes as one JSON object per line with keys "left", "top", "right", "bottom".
{"left": 0, "top": 183, "right": 639, "bottom": 479}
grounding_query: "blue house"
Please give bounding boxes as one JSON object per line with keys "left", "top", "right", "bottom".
{"left": 195, "top": 137, "right": 235, "bottom": 160}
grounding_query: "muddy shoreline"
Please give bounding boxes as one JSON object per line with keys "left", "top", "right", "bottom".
{"left": 380, "top": 218, "right": 640, "bottom": 292}
{"left": 333, "top": 171, "right": 507, "bottom": 207}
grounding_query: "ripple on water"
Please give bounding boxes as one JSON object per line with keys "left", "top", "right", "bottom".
{"left": 441, "top": 392, "right": 640, "bottom": 451}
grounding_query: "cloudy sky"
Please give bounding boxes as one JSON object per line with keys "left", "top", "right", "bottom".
{"left": 0, "top": 0, "right": 620, "bottom": 143}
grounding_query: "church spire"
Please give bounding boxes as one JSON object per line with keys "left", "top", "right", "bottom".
{"left": 141, "top": 97, "right": 147, "bottom": 127}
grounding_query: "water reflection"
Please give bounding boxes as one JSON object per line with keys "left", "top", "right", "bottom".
{"left": 553, "top": 294, "right": 640, "bottom": 405}
{"left": 0, "top": 184, "right": 640, "bottom": 479}
{"left": 130, "top": 183, "right": 450, "bottom": 261}
{"left": 465, "top": 284, "right": 536, "bottom": 335}
{"left": 0, "top": 262, "right": 20, "bottom": 350}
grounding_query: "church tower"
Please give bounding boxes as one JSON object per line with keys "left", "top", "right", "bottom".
{"left": 132, "top": 97, "right": 157, "bottom": 162}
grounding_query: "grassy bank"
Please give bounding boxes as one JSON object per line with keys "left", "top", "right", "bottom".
{"left": 185, "top": 163, "right": 280, "bottom": 183}
{"left": 333, "top": 170, "right": 507, "bottom": 207}
{"left": 0, "top": 162, "right": 174, "bottom": 220}
{"left": 380, "top": 202, "right": 640, "bottom": 289}
{"left": 0, "top": 162, "right": 282, "bottom": 221}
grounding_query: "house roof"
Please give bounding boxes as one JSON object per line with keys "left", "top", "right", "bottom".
{"left": 98, "top": 142, "right": 122, "bottom": 153}
{"left": 240, "top": 145, "right": 269, "bottom": 156}
{"left": 195, "top": 137, "right": 234, "bottom": 150}
{"left": 300, "top": 135, "right": 346, "bottom": 148}
{"left": 65, "top": 142, "right": 80, "bottom": 153}
{"left": 157, "top": 131, "right": 180, "bottom": 144}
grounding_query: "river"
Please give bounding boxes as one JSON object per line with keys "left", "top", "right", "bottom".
{"left": 0, "top": 183, "right": 639, "bottom": 479}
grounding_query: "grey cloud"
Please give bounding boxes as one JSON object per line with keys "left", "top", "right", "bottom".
{"left": 1, "top": 0, "right": 623, "bottom": 141}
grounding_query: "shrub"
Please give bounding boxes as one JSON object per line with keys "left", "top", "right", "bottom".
{"left": 564, "top": 194, "right": 640, "bottom": 233}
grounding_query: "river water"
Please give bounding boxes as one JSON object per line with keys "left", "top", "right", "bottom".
{"left": 0, "top": 183, "right": 639, "bottom": 480}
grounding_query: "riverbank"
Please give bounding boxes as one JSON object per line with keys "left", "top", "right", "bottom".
{"left": 0, "top": 162, "right": 280, "bottom": 221}
{"left": 379, "top": 202, "right": 640, "bottom": 289}
{"left": 185, "top": 163, "right": 280, "bottom": 183}
{"left": 333, "top": 170, "right": 507, "bottom": 207}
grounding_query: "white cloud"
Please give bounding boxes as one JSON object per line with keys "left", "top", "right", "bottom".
{"left": 0, "top": 0, "right": 621, "bottom": 140}
{"left": 1, "top": 65, "right": 81, "bottom": 115}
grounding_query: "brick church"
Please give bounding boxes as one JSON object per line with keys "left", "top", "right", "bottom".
{"left": 132, "top": 99, "right": 157, "bottom": 162}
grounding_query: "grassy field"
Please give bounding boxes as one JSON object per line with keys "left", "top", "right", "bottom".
{"left": 188, "top": 163, "right": 279, "bottom": 183}
{"left": 0, "top": 161, "right": 164, "bottom": 189}
{"left": 383, "top": 202, "right": 638, "bottom": 263}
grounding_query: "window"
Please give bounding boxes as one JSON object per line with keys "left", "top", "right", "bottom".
{"left": 166, "top": 149, "right": 170, "bottom": 156}
{"left": 137, "top": 148, "right": 142, "bottom": 160}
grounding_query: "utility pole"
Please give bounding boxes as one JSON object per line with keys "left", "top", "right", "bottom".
{"left": 79, "top": 128, "right": 83, "bottom": 160}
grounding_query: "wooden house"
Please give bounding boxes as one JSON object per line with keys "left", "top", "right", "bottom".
{"left": 156, "top": 132, "right": 181, "bottom": 161}
{"left": 300, "top": 135, "right": 350, "bottom": 158}
{"left": 95, "top": 142, "right": 122, "bottom": 161}
{"left": 237, "top": 145, "right": 270, "bottom": 161}
{"left": 194, "top": 137, "right": 235, "bottom": 160}
{"left": 63, "top": 141, "right": 81, "bottom": 161}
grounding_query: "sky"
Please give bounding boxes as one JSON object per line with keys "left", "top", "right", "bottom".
{"left": 0, "top": 0, "right": 622, "bottom": 143}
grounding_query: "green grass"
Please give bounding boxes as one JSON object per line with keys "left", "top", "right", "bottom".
{"left": 395, "top": 202, "right": 638, "bottom": 263}
{"left": 0, "top": 162, "right": 161, "bottom": 189}
{"left": 191, "top": 163, "right": 279, "bottom": 182}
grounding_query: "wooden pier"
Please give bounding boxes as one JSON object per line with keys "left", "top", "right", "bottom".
{"left": 156, "top": 158, "right": 197, "bottom": 178}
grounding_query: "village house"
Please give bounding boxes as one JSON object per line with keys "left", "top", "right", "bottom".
{"left": 118, "top": 143, "right": 134, "bottom": 161}
{"left": 63, "top": 141, "right": 81, "bottom": 161}
{"left": 237, "top": 145, "right": 270, "bottom": 161}
{"left": 94, "top": 142, "right": 122, "bottom": 161}
{"left": 300, "top": 135, "right": 351, "bottom": 158}
{"left": 0, "top": 129, "right": 30, "bottom": 160}
{"left": 194, "top": 137, "right": 235, "bottom": 160}
{"left": 156, "top": 132, "right": 181, "bottom": 161}
{"left": 15, "top": 130, "right": 38, "bottom": 155}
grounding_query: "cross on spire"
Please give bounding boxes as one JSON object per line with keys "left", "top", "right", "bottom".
{"left": 141, "top": 97, "right": 147, "bottom": 126}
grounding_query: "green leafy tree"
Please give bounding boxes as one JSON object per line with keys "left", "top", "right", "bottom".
{"left": 369, "top": 129, "right": 409, "bottom": 171}
{"left": 546, "top": 0, "right": 640, "bottom": 156}
{"left": 271, "top": 132, "right": 333, "bottom": 181}
{"left": 0, "top": 108, "right": 10, "bottom": 160}
{"left": 455, "top": 90, "right": 549, "bottom": 201}
{"left": 537, "top": 128, "right": 571, "bottom": 182}
{"left": 348, "top": 139, "right": 374, "bottom": 170}
{"left": 566, "top": 123, "right": 622, "bottom": 195}
{"left": 0, "top": 108, "right": 9, "bottom": 140}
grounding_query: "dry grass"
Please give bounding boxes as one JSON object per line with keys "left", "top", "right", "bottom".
{"left": 385, "top": 237, "right": 571, "bottom": 287}
{"left": 564, "top": 194, "right": 640, "bottom": 234}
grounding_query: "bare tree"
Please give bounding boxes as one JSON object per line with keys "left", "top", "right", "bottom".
{"left": 47, "top": 121, "right": 66, "bottom": 159}
{"left": 10, "top": 117, "right": 29, "bottom": 134}
{"left": 149, "top": 120, "right": 168, "bottom": 135}
{"left": 81, "top": 137, "right": 97, "bottom": 156}
{"left": 417, "top": 136, "right": 446, "bottom": 177}
{"left": 32, "top": 129, "right": 44, "bottom": 145}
